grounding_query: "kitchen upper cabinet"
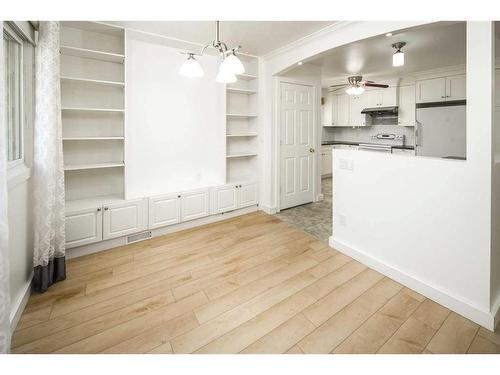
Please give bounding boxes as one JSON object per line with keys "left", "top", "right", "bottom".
{"left": 148, "top": 193, "right": 181, "bottom": 229}
{"left": 446, "top": 74, "right": 466, "bottom": 101}
{"left": 398, "top": 85, "right": 416, "bottom": 127}
{"left": 103, "top": 199, "right": 147, "bottom": 240}
{"left": 335, "top": 94, "right": 350, "bottom": 126}
{"left": 180, "top": 189, "right": 210, "bottom": 222}
{"left": 239, "top": 182, "right": 259, "bottom": 208}
{"left": 416, "top": 74, "right": 466, "bottom": 103}
{"left": 66, "top": 207, "right": 103, "bottom": 249}
{"left": 365, "top": 88, "right": 397, "bottom": 108}
{"left": 380, "top": 87, "right": 397, "bottom": 107}
{"left": 323, "top": 92, "right": 334, "bottom": 126}
{"left": 350, "top": 94, "right": 368, "bottom": 126}
{"left": 416, "top": 77, "right": 446, "bottom": 103}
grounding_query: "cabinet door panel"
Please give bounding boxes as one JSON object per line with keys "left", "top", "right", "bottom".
{"left": 66, "top": 208, "right": 102, "bottom": 249}
{"left": 335, "top": 94, "right": 350, "bottom": 126}
{"left": 213, "top": 185, "right": 238, "bottom": 214}
{"left": 239, "top": 182, "right": 258, "bottom": 208}
{"left": 323, "top": 92, "right": 334, "bottom": 126}
{"left": 149, "top": 194, "right": 181, "bottom": 229}
{"left": 181, "top": 189, "right": 210, "bottom": 222}
{"left": 446, "top": 74, "right": 466, "bottom": 101}
{"left": 350, "top": 95, "right": 367, "bottom": 126}
{"left": 380, "top": 87, "right": 397, "bottom": 107}
{"left": 416, "top": 78, "right": 446, "bottom": 103}
{"left": 365, "top": 90, "right": 381, "bottom": 108}
{"left": 103, "top": 199, "right": 146, "bottom": 240}
{"left": 398, "top": 85, "right": 416, "bottom": 127}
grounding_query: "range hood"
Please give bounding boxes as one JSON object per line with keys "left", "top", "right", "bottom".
{"left": 361, "top": 106, "right": 398, "bottom": 115}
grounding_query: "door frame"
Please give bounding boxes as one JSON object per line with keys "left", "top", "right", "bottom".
{"left": 275, "top": 78, "right": 320, "bottom": 213}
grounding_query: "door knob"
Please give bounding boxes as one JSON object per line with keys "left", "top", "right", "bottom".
{"left": 309, "top": 148, "right": 315, "bottom": 153}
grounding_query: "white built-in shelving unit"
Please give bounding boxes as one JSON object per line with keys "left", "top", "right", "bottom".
{"left": 60, "top": 21, "right": 126, "bottom": 207}
{"left": 225, "top": 56, "right": 259, "bottom": 183}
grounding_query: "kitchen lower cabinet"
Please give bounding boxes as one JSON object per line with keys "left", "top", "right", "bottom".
{"left": 103, "top": 199, "right": 147, "bottom": 240}
{"left": 321, "top": 145, "right": 333, "bottom": 176}
{"left": 148, "top": 193, "right": 181, "bottom": 229}
{"left": 212, "top": 182, "right": 258, "bottom": 213}
{"left": 181, "top": 189, "right": 210, "bottom": 222}
{"left": 65, "top": 207, "right": 103, "bottom": 249}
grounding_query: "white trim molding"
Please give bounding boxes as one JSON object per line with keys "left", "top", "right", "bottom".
{"left": 10, "top": 278, "right": 32, "bottom": 333}
{"left": 330, "top": 237, "right": 496, "bottom": 331}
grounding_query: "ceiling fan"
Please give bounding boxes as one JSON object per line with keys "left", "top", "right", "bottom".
{"left": 329, "top": 76, "right": 389, "bottom": 95}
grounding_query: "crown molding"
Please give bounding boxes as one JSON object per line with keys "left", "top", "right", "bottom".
{"left": 262, "top": 21, "right": 351, "bottom": 61}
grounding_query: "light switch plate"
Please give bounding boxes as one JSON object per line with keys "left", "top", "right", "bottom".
{"left": 339, "top": 158, "right": 354, "bottom": 171}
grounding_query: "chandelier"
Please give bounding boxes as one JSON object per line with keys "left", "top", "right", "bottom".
{"left": 178, "top": 21, "right": 245, "bottom": 83}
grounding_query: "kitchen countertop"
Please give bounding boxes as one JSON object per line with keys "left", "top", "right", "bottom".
{"left": 321, "top": 140, "right": 415, "bottom": 150}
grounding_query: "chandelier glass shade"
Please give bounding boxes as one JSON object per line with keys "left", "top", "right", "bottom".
{"left": 179, "top": 21, "right": 245, "bottom": 82}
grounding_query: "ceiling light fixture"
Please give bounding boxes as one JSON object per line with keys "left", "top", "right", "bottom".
{"left": 392, "top": 42, "right": 406, "bottom": 67}
{"left": 385, "top": 32, "right": 393, "bottom": 37}
{"left": 344, "top": 76, "right": 366, "bottom": 96}
{"left": 297, "top": 61, "right": 303, "bottom": 66}
{"left": 179, "top": 21, "right": 245, "bottom": 83}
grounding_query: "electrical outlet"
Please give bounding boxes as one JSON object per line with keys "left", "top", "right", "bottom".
{"left": 339, "top": 214, "right": 347, "bottom": 226}
{"left": 339, "top": 158, "right": 354, "bottom": 171}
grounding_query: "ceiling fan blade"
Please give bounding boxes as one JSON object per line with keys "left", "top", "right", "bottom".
{"left": 328, "top": 85, "right": 348, "bottom": 92}
{"left": 363, "top": 83, "right": 389, "bottom": 88}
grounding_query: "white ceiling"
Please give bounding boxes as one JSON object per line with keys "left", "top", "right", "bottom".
{"left": 305, "top": 22, "right": 467, "bottom": 87}
{"left": 109, "top": 21, "right": 335, "bottom": 56}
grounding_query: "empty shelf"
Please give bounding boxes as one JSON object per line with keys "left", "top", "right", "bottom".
{"left": 60, "top": 45, "right": 125, "bottom": 63}
{"left": 226, "top": 87, "right": 257, "bottom": 95}
{"left": 226, "top": 153, "right": 258, "bottom": 158}
{"left": 61, "top": 76, "right": 125, "bottom": 87}
{"left": 66, "top": 194, "right": 124, "bottom": 211}
{"left": 236, "top": 73, "right": 258, "bottom": 81}
{"left": 61, "top": 21, "right": 124, "bottom": 37}
{"left": 226, "top": 134, "right": 258, "bottom": 138}
{"left": 62, "top": 107, "right": 124, "bottom": 113}
{"left": 226, "top": 114, "right": 258, "bottom": 119}
{"left": 63, "top": 137, "right": 124, "bottom": 141}
{"left": 64, "top": 162, "right": 125, "bottom": 171}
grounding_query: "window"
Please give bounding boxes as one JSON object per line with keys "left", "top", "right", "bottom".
{"left": 3, "top": 23, "right": 23, "bottom": 165}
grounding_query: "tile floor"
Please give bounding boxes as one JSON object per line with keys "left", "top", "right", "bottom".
{"left": 276, "top": 177, "right": 332, "bottom": 242}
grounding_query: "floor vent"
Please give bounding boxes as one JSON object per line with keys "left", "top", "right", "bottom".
{"left": 127, "top": 231, "right": 152, "bottom": 244}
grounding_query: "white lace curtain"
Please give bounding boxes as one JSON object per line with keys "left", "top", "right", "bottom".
{"left": 0, "top": 21, "right": 12, "bottom": 354}
{"left": 32, "top": 21, "right": 66, "bottom": 293}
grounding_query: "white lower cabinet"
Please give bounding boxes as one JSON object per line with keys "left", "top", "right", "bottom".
{"left": 66, "top": 207, "right": 103, "bottom": 249}
{"left": 212, "top": 182, "right": 258, "bottom": 213}
{"left": 212, "top": 184, "right": 239, "bottom": 214}
{"left": 180, "top": 189, "right": 210, "bottom": 222}
{"left": 239, "top": 182, "right": 259, "bottom": 208}
{"left": 103, "top": 199, "right": 148, "bottom": 240}
{"left": 148, "top": 193, "right": 181, "bottom": 229}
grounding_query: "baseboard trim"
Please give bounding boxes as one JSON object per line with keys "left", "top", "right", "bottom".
{"left": 491, "top": 291, "right": 500, "bottom": 330}
{"left": 67, "top": 205, "right": 258, "bottom": 259}
{"left": 316, "top": 194, "right": 324, "bottom": 201}
{"left": 329, "top": 237, "right": 495, "bottom": 330}
{"left": 10, "top": 278, "right": 32, "bottom": 333}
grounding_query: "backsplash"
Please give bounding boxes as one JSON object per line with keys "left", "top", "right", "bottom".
{"left": 322, "top": 124, "right": 415, "bottom": 146}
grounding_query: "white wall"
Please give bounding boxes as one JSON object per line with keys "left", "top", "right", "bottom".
{"left": 125, "top": 32, "right": 226, "bottom": 199}
{"left": 279, "top": 64, "right": 323, "bottom": 202}
{"left": 330, "top": 22, "right": 496, "bottom": 329}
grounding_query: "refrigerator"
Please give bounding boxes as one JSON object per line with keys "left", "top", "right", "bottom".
{"left": 415, "top": 103, "right": 466, "bottom": 159}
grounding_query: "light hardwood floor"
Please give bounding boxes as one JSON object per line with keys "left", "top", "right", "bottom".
{"left": 12, "top": 211, "right": 500, "bottom": 354}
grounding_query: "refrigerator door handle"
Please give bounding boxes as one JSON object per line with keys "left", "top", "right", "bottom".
{"left": 414, "top": 121, "right": 420, "bottom": 147}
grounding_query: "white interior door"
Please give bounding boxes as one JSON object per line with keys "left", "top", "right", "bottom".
{"left": 280, "top": 82, "right": 314, "bottom": 210}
